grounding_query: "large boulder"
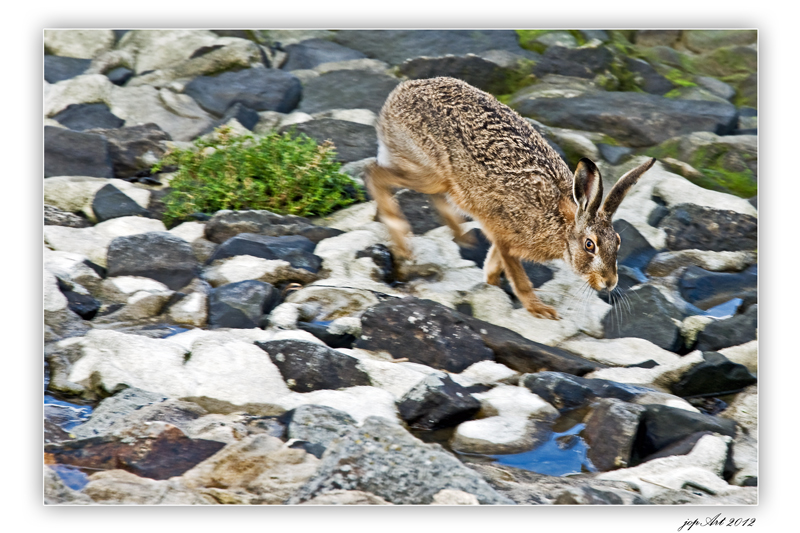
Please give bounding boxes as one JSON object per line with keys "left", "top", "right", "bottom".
{"left": 297, "top": 69, "right": 400, "bottom": 115}
{"left": 278, "top": 119, "right": 377, "bottom": 163}
{"left": 281, "top": 39, "right": 367, "bottom": 71}
{"left": 183, "top": 68, "right": 302, "bottom": 117}
{"left": 44, "top": 126, "right": 114, "bottom": 178}
{"left": 106, "top": 231, "right": 198, "bottom": 290}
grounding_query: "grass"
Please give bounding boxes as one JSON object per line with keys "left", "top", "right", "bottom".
{"left": 152, "top": 126, "right": 363, "bottom": 227}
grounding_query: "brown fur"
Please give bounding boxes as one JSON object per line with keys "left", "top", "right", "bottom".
{"left": 366, "top": 77, "right": 656, "bottom": 319}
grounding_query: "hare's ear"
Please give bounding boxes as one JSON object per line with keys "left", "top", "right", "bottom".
{"left": 573, "top": 158, "right": 602, "bottom": 220}
{"left": 601, "top": 158, "right": 657, "bottom": 217}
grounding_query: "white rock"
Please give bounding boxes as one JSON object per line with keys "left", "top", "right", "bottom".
{"left": 168, "top": 221, "right": 207, "bottom": 243}
{"left": 646, "top": 249, "right": 758, "bottom": 277}
{"left": 317, "top": 202, "right": 378, "bottom": 233}
{"left": 431, "top": 489, "right": 480, "bottom": 505}
{"left": 314, "top": 58, "right": 390, "bottom": 75}
{"left": 275, "top": 386, "right": 400, "bottom": 425}
{"left": 43, "top": 247, "right": 103, "bottom": 291}
{"left": 596, "top": 434, "right": 732, "bottom": 500}
{"left": 44, "top": 176, "right": 150, "bottom": 221}
{"left": 44, "top": 270, "right": 68, "bottom": 313}
{"left": 44, "top": 74, "right": 115, "bottom": 117}
{"left": 167, "top": 292, "right": 208, "bottom": 328}
{"left": 44, "top": 29, "right": 115, "bottom": 59}
{"left": 202, "top": 256, "right": 318, "bottom": 288}
{"left": 720, "top": 385, "right": 757, "bottom": 432}
{"left": 681, "top": 315, "right": 717, "bottom": 346}
{"left": 285, "top": 284, "right": 380, "bottom": 321}
{"left": 267, "top": 302, "right": 302, "bottom": 330}
{"left": 116, "top": 30, "right": 221, "bottom": 73}
{"left": 450, "top": 415, "right": 546, "bottom": 455}
{"left": 450, "top": 360, "right": 520, "bottom": 388}
{"left": 585, "top": 350, "right": 705, "bottom": 393}
{"left": 719, "top": 340, "right": 758, "bottom": 373}
{"left": 474, "top": 385, "right": 559, "bottom": 420}
{"left": 311, "top": 108, "right": 378, "bottom": 126}
{"left": 558, "top": 336, "right": 681, "bottom": 367}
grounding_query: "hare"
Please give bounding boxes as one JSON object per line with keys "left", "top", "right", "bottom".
{"left": 365, "top": 77, "right": 656, "bottom": 320}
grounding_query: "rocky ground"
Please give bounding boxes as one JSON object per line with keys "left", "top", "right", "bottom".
{"left": 43, "top": 29, "right": 758, "bottom": 505}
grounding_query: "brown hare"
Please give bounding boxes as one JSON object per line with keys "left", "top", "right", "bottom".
{"left": 365, "top": 77, "right": 656, "bottom": 320}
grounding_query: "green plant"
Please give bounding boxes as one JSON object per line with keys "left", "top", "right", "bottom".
{"left": 152, "top": 126, "right": 363, "bottom": 226}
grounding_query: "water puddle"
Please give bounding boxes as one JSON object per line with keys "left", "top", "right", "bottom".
{"left": 703, "top": 297, "right": 743, "bottom": 319}
{"left": 488, "top": 423, "right": 596, "bottom": 476}
{"left": 47, "top": 464, "right": 93, "bottom": 491}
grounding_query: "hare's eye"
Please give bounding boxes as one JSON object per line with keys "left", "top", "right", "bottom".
{"left": 585, "top": 239, "right": 595, "bottom": 253}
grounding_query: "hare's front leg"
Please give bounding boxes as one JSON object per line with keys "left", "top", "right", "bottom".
{"left": 365, "top": 162, "right": 412, "bottom": 258}
{"left": 498, "top": 247, "right": 559, "bottom": 320}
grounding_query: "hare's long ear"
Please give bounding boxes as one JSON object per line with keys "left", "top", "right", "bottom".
{"left": 601, "top": 158, "right": 657, "bottom": 217}
{"left": 573, "top": 158, "right": 602, "bottom": 221}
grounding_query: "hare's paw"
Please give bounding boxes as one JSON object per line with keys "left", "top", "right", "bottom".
{"left": 454, "top": 230, "right": 477, "bottom": 248}
{"left": 525, "top": 301, "right": 560, "bottom": 320}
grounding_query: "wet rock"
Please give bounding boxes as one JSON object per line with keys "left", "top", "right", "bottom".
{"left": 679, "top": 265, "right": 757, "bottom": 311}
{"left": 91, "top": 184, "right": 151, "bottom": 222}
{"left": 282, "top": 404, "right": 358, "bottom": 451}
{"left": 287, "top": 416, "right": 514, "bottom": 504}
{"left": 85, "top": 123, "right": 171, "bottom": 180}
{"left": 514, "top": 92, "right": 738, "bottom": 148}
{"left": 397, "top": 374, "right": 481, "bottom": 431}
{"left": 45, "top": 55, "right": 92, "bottom": 83}
{"left": 583, "top": 398, "right": 646, "bottom": 471}
{"left": 282, "top": 39, "right": 366, "bottom": 71}
{"left": 602, "top": 285, "right": 683, "bottom": 352}
{"left": 106, "top": 231, "right": 198, "bottom": 290}
{"left": 184, "top": 67, "right": 302, "bottom": 117}
{"left": 695, "top": 305, "right": 757, "bottom": 352}
{"left": 279, "top": 118, "right": 377, "bottom": 163}
{"left": 532, "top": 45, "right": 613, "bottom": 79}
{"left": 298, "top": 69, "right": 400, "bottom": 114}
{"left": 45, "top": 126, "right": 114, "bottom": 178}
{"left": 658, "top": 203, "right": 757, "bottom": 252}
{"left": 256, "top": 339, "right": 371, "bottom": 392}
{"left": 206, "top": 233, "right": 321, "bottom": 273}
{"left": 208, "top": 279, "right": 279, "bottom": 329}
{"left": 52, "top": 102, "right": 125, "bottom": 131}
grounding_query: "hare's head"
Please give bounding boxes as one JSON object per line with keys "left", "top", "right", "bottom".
{"left": 565, "top": 157, "right": 657, "bottom": 291}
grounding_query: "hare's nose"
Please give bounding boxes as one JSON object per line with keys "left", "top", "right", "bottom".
{"left": 604, "top": 274, "right": 618, "bottom": 291}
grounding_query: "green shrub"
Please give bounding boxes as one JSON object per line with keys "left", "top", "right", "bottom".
{"left": 152, "top": 127, "right": 363, "bottom": 226}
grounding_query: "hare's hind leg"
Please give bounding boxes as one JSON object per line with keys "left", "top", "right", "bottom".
{"left": 497, "top": 247, "right": 559, "bottom": 320}
{"left": 365, "top": 161, "right": 413, "bottom": 258}
{"left": 429, "top": 194, "right": 474, "bottom": 246}
{"left": 484, "top": 243, "right": 504, "bottom": 286}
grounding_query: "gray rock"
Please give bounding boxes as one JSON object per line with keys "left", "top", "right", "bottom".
{"left": 532, "top": 45, "right": 613, "bottom": 79}
{"left": 92, "top": 184, "right": 151, "bottom": 222}
{"left": 603, "top": 285, "right": 684, "bottom": 352}
{"left": 282, "top": 38, "right": 366, "bottom": 70}
{"left": 520, "top": 371, "right": 657, "bottom": 412}
{"left": 279, "top": 118, "right": 377, "bottom": 163}
{"left": 44, "top": 465, "right": 93, "bottom": 505}
{"left": 695, "top": 76, "right": 736, "bottom": 101}
{"left": 70, "top": 387, "right": 169, "bottom": 439}
{"left": 44, "top": 204, "right": 91, "bottom": 228}
{"left": 695, "top": 305, "right": 758, "bottom": 352}
{"left": 298, "top": 69, "right": 400, "bottom": 115}
{"left": 206, "top": 233, "right": 321, "bottom": 273}
{"left": 283, "top": 404, "right": 358, "bottom": 451}
{"left": 671, "top": 351, "right": 757, "bottom": 397}
{"left": 203, "top": 209, "right": 314, "bottom": 244}
{"left": 679, "top": 265, "right": 757, "bottom": 310}
{"left": 397, "top": 374, "right": 481, "bottom": 431}
{"left": 85, "top": 123, "right": 171, "bottom": 180}
{"left": 398, "top": 54, "right": 518, "bottom": 94}
{"left": 207, "top": 279, "right": 279, "bottom": 329}
{"left": 45, "top": 126, "right": 114, "bottom": 178}
{"left": 625, "top": 57, "right": 673, "bottom": 95}
{"left": 106, "top": 231, "right": 199, "bottom": 290}
{"left": 45, "top": 55, "right": 92, "bottom": 83}
{"left": 583, "top": 398, "right": 646, "bottom": 471}
{"left": 52, "top": 102, "right": 125, "bottom": 131}
{"left": 658, "top": 203, "right": 758, "bottom": 253}
{"left": 287, "top": 416, "right": 514, "bottom": 504}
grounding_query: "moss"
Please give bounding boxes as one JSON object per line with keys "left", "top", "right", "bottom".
{"left": 664, "top": 68, "right": 698, "bottom": 88}
{"left": 516, "top": 30, "right": 555, "bottom": 53}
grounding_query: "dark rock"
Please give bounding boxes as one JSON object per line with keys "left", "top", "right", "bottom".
{"left": 282, "top": 38, "right": 366, "bottom": 70}
{"left": 647, "top": 204, "right": 670, "bottom": 227}
{"left": 579, "top": 30, "right": 610, "bottom": 43}
{"left": 679, "top": 265, "right": 757, "bottom": 310}
{"left": 106, "top": 66, "right": 134, "bottom": 86}
{"left": 208, "top": 280, "right": 279, "bottom": 329}
{"left": 255, "top": 339, "right": 371, "bottom": 392}
{"left": 52, "top": 103, "right": 125, "bottom": 131}
{"left": 613, "top": 219, "right": 658, "bottom": 271}
{"left": 206, "top": 233, "right": 321, "bottom": 272}
{"left": 398, "top": 55, "right": 517, "bottom": 94}
{"left": 217, "top": 102, "right": 260, "bottom": 131}
{"left": 44, "top": 204, "right": 91, "bottom": 228}
{"left": 632, "top": 404, "right": 737, "bottom": 463}
{"left": 520, "top": 371, "right": 654, "bottom": 411}
{"left": 296, "top": 225, "right": 344, "bottom": 244}
{"left": 355, "top": 298, "right": 494, "bottom": 373}
{"left": 514, "top": 92, "right": 738, "bottom": 148}
{"left": 204, "top": 209, "right": 314, "bottom": 244}
{"left": 44, "top": 55, "right": 91, "bottom": 83}
{"left": 597, "top": 143, "right": 633, "bottom": 165}
{"left": 639, "top": 430, "right": 714, "bottom": 463}
{"left": 296, "top": 321, "right": 357, "bottom": 349}
{"left": 184, "top": 67, "right": 302, "bottom": 117}
{"left": 92, "top": 184, "right": 151, "bottom": 222}
{"left": 282, "top": 404, "right": 358, "bottom": 451}
{"left": 44, "top": 126, "right": 114, "bottom": 178}
{"left": 84, "top": 123, "right": 171, "bottom": 180}
{"left": 659, "top": 204, "right": 757, "bottom": 252}
{"left": 107, "top": 232, "right": 199, "bottom": 290}
{"left": 694, "top": 305, "right": 758, "bottom": 352}
{"left": 57, "top": 281, "right": 101, "bottom": 320}
{"left": 297, "top": 69, "right": 400, "bottom": 114}
{"left": 279, "top": 118, "right": 377, "bottom": 163}
{"left": 395, "top": 188, "right": 442, "bottom": 234}
{"left": 602, "top": 284, "right": 684, "bottom": 352}
{"left": 582, "top": 398, "right": 646, "bottom": 471}
{"left": 333, "top": 30, "right": 533, "bottom": 66}
{"left": 671, "top": 351, "right": 757, "bottom": 398}
{"left": 356, "top": 243, "right": 395, "bottom": 284}
{"left": 44, "top": 423, "right": 225, "bottom": 481}
{"left": 287, "top": 416, "right": 514, "bottom": 504}
{"left": 625, "top": 57, "right": 674, "bottom": 95}
{"left": 396, "top": 374, "right": 481, "bottom": 431}
{"left": 737, "top": 291, "right": 757, "bottom": 315}
{"left": 532, "top": 45, "right": 614, "bottom": 79}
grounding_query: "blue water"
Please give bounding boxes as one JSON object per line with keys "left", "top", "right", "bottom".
{"left": 490, "top": 423, "right": 596, "bottom": 476}
{"left": 48, "top": 464, "right": 92, "bottom": 491}
{"left": 44, "top": 394, "right": 93, "bottom": 431}
{"left": 704, "top": 298, "right": 743, "bottom": 319}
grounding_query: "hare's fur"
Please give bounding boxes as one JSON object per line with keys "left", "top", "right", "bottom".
{"left": 366, "top": 77, "right": 655, "bottom": 319}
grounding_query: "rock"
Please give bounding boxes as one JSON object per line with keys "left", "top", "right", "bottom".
{"left": 282, "top": 39, "right": 366, "bottom": 70}
{"left": 45, "top": 126, "right": 114, "bottom": 178}
{"left": 678, "top": 265, "right": 757, "bottom": 310}
{"left": 202, "top": 256, "right": 319, "bottom": 289}
{"left": 114, "top": 30, "right": 221, "bottom": 74}
{"left": 332, "top": 30, "right": 530, "bottom": 66}
{"left": 583, "top": 398, "right": 646, "bottom": 471}
{"left": 106, "top": 66, "right": 134, "bottom": 85}
{"left": 166, "top": 288, "right": 209, "bottom": 328}
{"left": 284, "top": 284, "right": 382, "bottom": 322}
{"left": 279, "top": 118, "right": 377, "bottom": 163}
{"left": 282, "top": 404, "right": 357, "bottom": 453}
{"left": 300, "top": 490, "right": 392, "bottom": 505}
{"left": 602, "top": 285, "right": 684, "bottom": 352}
{"left": 695, "top": 76, "right": 736, "bottom": 101}
{"left": 44, "top": 465, "right": 93, "bottom": 505}
{"left": 646, "top": 250, "right": 757, "bottom": 278}
{"left": 355, "top": 243, "right": 394, "bottom": 284}
{"left": 208, "top": 280, "right": 280, "bottom": 329}
{"left": 659, "top": 204, "right": 757, "bottom": 253}
{"left": 694, "top": 305, "right": 758, "bottom": 352}
{"left": 450, "top": 360, "right": 520, "bottom": 388}
{"left": 70, "top": 387, "right": 168, "bottom": 439}
{"left": 44, "top": 204, "right": 92, "bottom": 228}
{"left": 203, "top": 209, "right": 315, "bottom": 243}
{"left": 91, "top": 184, "right": 151, "bottom": 222}
{"left": 82, "top": 469, "right": 213, "bottom": 504}
{"left": 57, "top": 279, "right": 101, "bottom": 320}
{"left": 396, "top": 374, "right": 481, "bottom": 431}
{"left": 43, "top": 176, "right": 151, "bottom": 222}
{"left": 529, "top": 31, "right": 579, "bottom": 49}
{"left": 513, "top": 92, "right": 738, "bottom": 148}
{"left": 44, "top": 55, "right": 92, "bottom": 83}
{"left": 634, "top": 30, "right": 682, "bottom": 48}
{"left": 613, "top": 219, "right": 657, "bottom": 271}
{"left": 532, "top": 45, "right": 613, "bottom": 79}
{"left": 682, "top": 30, "right": 757, "bottom": 54}
{"left": 298, "top": 69, "right": 400, "bottom": 115}
{"left": 256, "top": 339, "right": 371, "bottom": 392}
{"left": 106, "top": 231, "right": 198, "bottom": 290}
{"left": 287, "top": 416, "right": 513, "bottom": 504}
{"left": 85, "top": 123, "right": 171, "bottom": 180}
{"left": 45, "top": 421, "right": 226, "bottom": 480}
{"left": 52, "top": 102, "right": 125, "bottom": 131}
{"left": 184, "top": 67, "right": 302, "bottom": 117}
{"left": 398, "top": 54, "right": 518, "bottom": 94}
{"left": 520, "top": 371, "right": 658, "bottom": 412}
{"left": 355, "top": 298, "right": 494, "bottom": 373}
{"left": 206, "top": 233, "right": 321, "bottom": 273}
{"left": 295, "top": 321, "right": 356, "bottom": 349}
{"left": 624, "top": 57, "right": 673, "bottom": 95}
{"left": 507, "top": 75, "right": 599, "bottom": 106}
{"left": 671, "top": 351, "right": 757, "bottom": 398}
{"left": 557, "top": 336, "right": 680, "bottom": 367}
{"left": 394, "top": 188, "right": 443, "bottom": 234}
{"left": 44, "top": 29, "right": 115, "bottom": 59}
